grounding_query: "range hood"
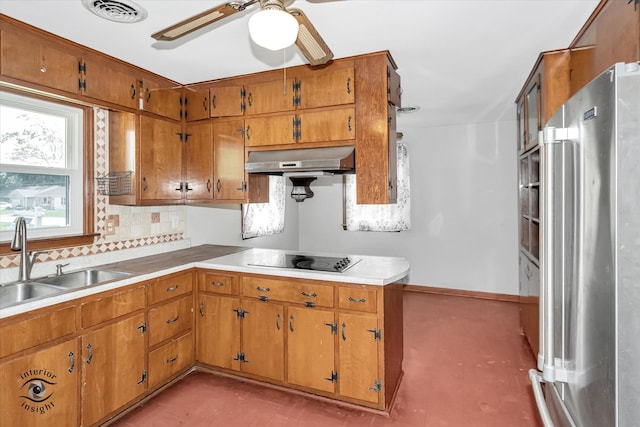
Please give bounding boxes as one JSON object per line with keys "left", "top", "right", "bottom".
{"left": 245, "top": 146, "right": 355, "bottom": 175}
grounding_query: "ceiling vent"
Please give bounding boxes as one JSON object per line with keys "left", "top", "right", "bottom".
{"left": 82, "top": 0, "right": 148, "bottom": 23}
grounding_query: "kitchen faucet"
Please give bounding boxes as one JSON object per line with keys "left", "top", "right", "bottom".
{"left": 10, "top": 216, "right": 42, "bottom": 281}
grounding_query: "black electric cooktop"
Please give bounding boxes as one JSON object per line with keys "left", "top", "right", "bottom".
{"left": 249, "top": 254, "right": 361, "bottom": 273}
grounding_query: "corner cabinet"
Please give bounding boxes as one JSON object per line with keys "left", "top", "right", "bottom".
{"left": 195, "top": 269, "right": 403, "bottom": 412}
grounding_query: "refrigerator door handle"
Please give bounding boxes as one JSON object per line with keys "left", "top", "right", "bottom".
{"left": 529, "top": 369, "right": 555, "bottom": 427}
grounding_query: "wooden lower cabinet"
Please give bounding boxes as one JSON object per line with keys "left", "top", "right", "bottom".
{"left": 81, "top": 313, "right": 147, "bottom": 426}
{"left": 338, "top": 313, "right": 379, "bottom": 404}
{"left": 286, "top": 306, "right": 336, "bottom": 394}
{"left": 0, "top": 339, "right": 79, "bottom": 427}
{"left": 197, "top": 294, "right": 240, "bottom": 370}
{"left": 241, "top": 300, "right": 284, "bottom": 381}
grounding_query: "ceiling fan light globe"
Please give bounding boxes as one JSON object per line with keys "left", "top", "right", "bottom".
{"left": 248, "top": 9, "right": 299, "bottom": 51}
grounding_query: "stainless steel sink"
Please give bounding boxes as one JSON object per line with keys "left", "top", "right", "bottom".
{"left": 35, "top": 269, "right": 131, "bottom": 289}
{"left": 0, "top": 282, "right": 63, "bottom": 309}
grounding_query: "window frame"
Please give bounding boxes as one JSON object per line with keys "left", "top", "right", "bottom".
{"left": 0, "top": 88, "right": 96, "bottom": 255}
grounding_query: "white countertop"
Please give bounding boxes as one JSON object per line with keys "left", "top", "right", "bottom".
{"left": 195, "top": 248, "right": 410, "bottom": 286}
{"left": 0, "top": 247, "right": 409, "bottom": 319}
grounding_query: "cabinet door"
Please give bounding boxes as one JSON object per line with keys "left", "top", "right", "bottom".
{"left": 0, "top": 339, "right": 79, "bottom": 427}
{"left": 213, "top": 119, "right": 246, "bottom": 201}
{"left": 184, "top": 120, "right": 214, "bottom": 201}
{"left": 81, "top": 313, "right": 147, "bottom": 426}
{"left": 297, "top": 108, "right": 355, "bottom": 144}
{"left": 185, "top": 88, "right": 210, "bottom": 121}
{"left": 296, "top": 67, "right": 355, "bottom": 109}
{"left": 141, "top": 77, "right": 183, "bottom": 121}
{"left": 0, "top": 27, "right": 80, "bottom": 94}
{"left": 286, "top": 307, "right": 335, "bottom": 393}
{"left": 210, "top": 85, "right": 244, "bottom": 117}
{"left": 139, "top": 115, "right": 183, "bottom": 201}
{"left": 338, "top": 313, "right": 380, "bottom": 404}
{"left": 196, "top": 294, "right": 241, "bottom": 371}
{"left": 241, "top": 300, "right": 284, "bottom": 381}
{"left": 81, "top": 53, "right": 139, "bottom": 109}
{"left": 244, "top": 115, "right": 296, "bottom": 147}
{"left": 244, "top": 80, "right": 293, "bottom": 115}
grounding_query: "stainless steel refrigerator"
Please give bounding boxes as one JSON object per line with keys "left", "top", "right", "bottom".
{"left": 528, "top": 62, "right": 640, "bottom": 426}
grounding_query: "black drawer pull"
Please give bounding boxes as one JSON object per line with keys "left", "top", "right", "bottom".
{"left": 256, "top": 286, "right": 271, "bottom": 292}
{"left": 166, "top": 284, "right": 179, "bottom": 292}
{"left": 301, "top": 291, "right": 317, "bottom": 298}
{"left": 166, "top": 315, "right": 180, "bottom": 324}
{"left": 211, "top": 281, "right": 225, "bottom": 287}
{"left": 166, "top": 354, "right": 179, "bottom": 364}
{"left": 348, "top": 297, "right": 367, "bottom": 303}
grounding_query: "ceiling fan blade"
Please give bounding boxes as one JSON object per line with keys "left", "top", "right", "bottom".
{"left": 288, "top": 8, "right": 334, "bottom": 66}
{"left": 151, "top": 1, "right": 256, "bottom": 41}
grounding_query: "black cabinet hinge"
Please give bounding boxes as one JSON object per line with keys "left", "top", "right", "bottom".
{"left": 367, "top": 328, "right": 382, "bottom": 341}
{"left": 304, "top": 301, "right": 315, "bottom": 308}
{"left": 233, "top": 308, "right": 248, "bottom": 319}
{"left": 325, "top": 322, "right": 337, "bottom": 334}
{"left": 78, "top": 62, "right": 86, "bottom": 73}
{"left": 324, "top": 371, "right": 338, "bottom": 383}
{"left": 78, "top": 79, "right": 86, "bottom": 91}
{"left": 368, "top": 380, "right": 382, "bottom": 392}
{"left": 233, "top": 352, "right": 249, "bottom": 363}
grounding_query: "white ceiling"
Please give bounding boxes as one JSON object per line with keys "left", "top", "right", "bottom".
{"left": 0, "top": 0, "right": 599, "bottom": 128}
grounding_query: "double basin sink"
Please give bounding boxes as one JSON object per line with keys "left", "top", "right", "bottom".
{"left": 0, "top": 269, "right": 131, "bottom": 309}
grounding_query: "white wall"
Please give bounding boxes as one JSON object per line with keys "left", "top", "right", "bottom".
{"left": 297, "top": 120, "right": 519, "bottom": 295}
{"left": 184, "top": 119, "right": 519, "bottom": 296}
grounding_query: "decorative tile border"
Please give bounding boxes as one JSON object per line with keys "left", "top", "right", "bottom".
{"left": 0, "top": 108, "right": 186, "bottom": 269}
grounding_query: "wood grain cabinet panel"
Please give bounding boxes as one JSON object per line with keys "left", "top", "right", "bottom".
{"left": 140, "top": 76, "right": 183, "bottom": 121}
{"left": 286, "top": 306, "right": 336, "bottom": 393}
{"left": 244, "top": 79, "right": 294, "bottom": 115}
{"left": 197, "top": 270, "right": 240, "bottom": 295}
{"left": 297, "top": 108, "right": 355, "bottom": 144}
{"left": 209, "top": 85, "right": 244, "bottom": 117}
{"left": 80, "top": 286, "right": 146, "bottom": 329}
{"left": 0, "top": 306, "right": 76, "bottom": 359}
{"left": 81, "top": 313, "right": 147, "bottom": 426}
{"left": 0, "top": 339, "right": 80, "bottom": 427}
{"left": 242, "top": 276, "right": 334, "bottom": 307}
{"left": 196, "top": 294, "right": 241, "bottom": 371}
{"left": 241, "top": 300, "right": 284, "bottom": 381}
{"left": 338, "top": 313, "right": 380, "bottom": 404}
{"left": 213, "top": 119, "right": 246, "bottom": 201}
{"left": 80, "top": 52, "right": 139, "bottom": 110}
{"left": 244, "top": 114, "right": 296, "bottom": 147}
{"left": 338, "top": 287, "right": 377, "bottom": 313}
{"left": 148, "top": 271, "right": 194, "bottom": 305}
{"left": 295, "top": 67, "right": 355, "bottom": 109}
{"left": 184, "top": 87, "right": 210, "bottom": 121}
{"left": 148, "top": 295, "right": 193, "bottom": 348}
{"left": 0, "top": 25, "right": 80, "bottom": 94}
{"left": 184, "top": 120, "right": 214, "bottom": 202}
{"left": 148, "top": 331, "right": 194, "bottom": 389}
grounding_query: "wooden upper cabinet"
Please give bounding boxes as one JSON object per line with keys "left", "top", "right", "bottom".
{"left": 295, "top": 67, "right": 355, "bottom": 109}
{"left": 0, "top": 23, "right": 80, "bottom": 94}
{"left": 213, "top": 119, "right": 246, "bottom": 201}
{"left": 184, "top": 120, "right": 214, "bottom": 201}
{"left": 387, "top": 65, "right": 402, "bottom": 107}
{"left": 139, "top": 115, "right": 183, "bottom": 202}
{"left": 140, "top": 75, "right": 183, "bottom": 121}
{"left": 184, "top": 87, "right": 210, "bottom": 121}
{"left": 297, "top": 107, "right": 356, "bottom": 144}
{"left": 354, "top": 52, "right": 399, "bottom": 204}
{"left": 210, "top": 85, "right": 245, "bottom": 117}
{"left": 244, "top": 79, "right": 294, "bottom": 115}
{"left": 80, "top": 52, "right": 139, "bottom": 110}
{"left": 244, "top": 114, "right": 296, "bottom": 147}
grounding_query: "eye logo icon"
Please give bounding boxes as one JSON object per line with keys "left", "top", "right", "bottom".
{"left": 21, "top": 378, "right": 56, "bottom": 403}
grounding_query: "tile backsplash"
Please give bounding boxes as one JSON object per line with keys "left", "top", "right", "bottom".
{"left": 0, "top": 108, "right": 186, "bottom": 271}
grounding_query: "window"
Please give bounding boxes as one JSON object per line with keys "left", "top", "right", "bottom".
{"left": 1, "top": 91, "right": 84, "bottom": 243}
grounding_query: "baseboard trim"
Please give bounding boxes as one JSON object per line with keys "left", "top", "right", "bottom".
{"left": 403, "top": 284, "right": 519, "bottom": 303}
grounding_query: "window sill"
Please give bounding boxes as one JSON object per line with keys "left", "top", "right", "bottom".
{"left": 0, "top": 234, "right": 98, "bottom": 256}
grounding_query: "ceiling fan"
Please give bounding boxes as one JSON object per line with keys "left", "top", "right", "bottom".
{"left": 151, "top": 0, "right": 334, "bottom": 66}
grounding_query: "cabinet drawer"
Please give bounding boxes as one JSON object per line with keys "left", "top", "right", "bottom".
{"left": 148, "top": 271, "right": 194, "bottom": 305}
{"left": 198, "top": 270, "right": 239, "bottom": 295}
{"left": 148, "top": 331, "right": 194, "bottom": 389}
{"left": 0, "top": 306, "right": 76, "bottom": 358}
{"left": 242, "top": 276, "right": 333, "bottom": 307}
{"left": 149, "top": 295, "right": 193, "bottom": 347}
{"left": 81, "top": 285, "right": 146, "bottom": 329}
{"left": 338, "top": 287, "right": 377, "bottom": 313}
